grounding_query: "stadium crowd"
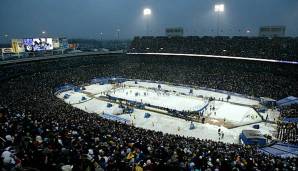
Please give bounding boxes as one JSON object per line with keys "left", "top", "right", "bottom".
{"left": 280, "top": 105, "right": 298, "bottom": 118}
{"left": 277, "top": 104, "right": 298, "bottom": 144}
{"left": 129, "top": 36, "right": 298, "bottom": 61}
{"left": 0, "top": 54, "right": 297, "bottom": 171}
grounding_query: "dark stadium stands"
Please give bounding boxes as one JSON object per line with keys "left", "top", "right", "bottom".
{"left": 129, "top": 36, "right": 298, "bottom": 61}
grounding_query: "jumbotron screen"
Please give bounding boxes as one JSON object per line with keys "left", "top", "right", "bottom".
{"left": 23, "top": 38, "right": 53, "bottom": 52}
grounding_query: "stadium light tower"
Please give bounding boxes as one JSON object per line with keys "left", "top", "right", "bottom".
{"left": 116, "top": 29, "right": 120, "bottom": 50}
{"left": 143, "top": 8, "right": 152, "bottom": 36}
{"left": 100, "top": 32, "right": 103, "bottom": 40}
{"left": 42, "top": 31, "right": 47, "bottom": 37}
{"left": 214, "top": 4, "right": 224, "bottom": 36}
{"left": 116, "top": 29, "right": 120, "bottom": 41}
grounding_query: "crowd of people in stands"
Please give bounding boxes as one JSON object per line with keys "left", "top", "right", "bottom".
{"left": 277, "top": 104, "right": 298, "bottom": 144}
{"left": 0, "top": 54, "right": 297, "bottom": 171}
{"left": 129, "top": 36, "right": 298, "bottom": 61}
{"left": 280, "top": 105, "right": 298, "bottom": 118}
{"left": 277, "top": 121, "right": 297, "bottom": 144}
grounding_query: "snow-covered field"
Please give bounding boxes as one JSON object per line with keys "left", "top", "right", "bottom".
{"left": 56, "top": 91, "right": 91, "bottom": 105}
{"left": 56, "top": 80, "right": 279, "bottom": 144}
{"left": 84, "top": 84, "right": 113, "bottom": 95}
{"left": 207, "top": 101, "right": 261, "bottom": 124}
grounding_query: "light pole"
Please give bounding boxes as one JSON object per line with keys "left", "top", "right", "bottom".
{"left": 143, "top": 8, "right": 152, "bottom": 36}
{"left": 116, "top": 29, "right": 120, "bottom": 50}
{"left": 116, "top": 29, "right": 120, "bottom": 41}
{"left": 42, "top": 31, "right": 46, "bottom": 37}
{"left": 99, "top": 32, "right": 103, "bottom": 49}
{"left": 214, "top": 4, "right": 224, "bottom": 36}
{"left": 100, "top": 32, "right": 103, "bottom": 42}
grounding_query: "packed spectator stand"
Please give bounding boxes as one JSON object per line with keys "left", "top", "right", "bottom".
{"left": 129, "top": 36, "right": 298, "bottom": 61}
{"left": 277, "top": 104, "right": 298, "bottom": 144}
{"left": 0, "top": 54, "right": 297, "bottom": 171}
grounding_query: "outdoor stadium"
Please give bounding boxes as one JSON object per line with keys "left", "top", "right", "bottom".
{"left": 0, "top": 1, "right": 297, "bottom": 171}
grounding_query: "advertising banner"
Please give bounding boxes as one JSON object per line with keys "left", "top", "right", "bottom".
{"left": 11, "top": 39, "right": 25, "bottom": 53}
{"left": 23, "top": 38, "right": 34, "bottom": 52}
{"left": 52, "top": 38, "right": 60, "bottom": 49}
{"left": 23, "top": 38, "right": 53, "bottom": 52}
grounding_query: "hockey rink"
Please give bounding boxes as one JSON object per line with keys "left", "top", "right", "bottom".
{"left": 56, "top": 80, "right": 278, "bottom": 144}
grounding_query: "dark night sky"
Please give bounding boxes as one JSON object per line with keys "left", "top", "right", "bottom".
{"left": 0, "top": 0, "right": 297, "bottom": 42}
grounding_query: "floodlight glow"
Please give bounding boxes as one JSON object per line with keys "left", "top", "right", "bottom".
{"left": 42, "top": 31, "right": 46, "bottom": 34}
{"left": 143, "top": 8, "right": 152, "bottom": 16}
{"left": 214, "top": 4, "right": 224, "bottom": 12}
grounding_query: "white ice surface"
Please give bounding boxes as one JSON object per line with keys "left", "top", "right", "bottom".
{"left": 109, "top": 87, "right": 207, "bottom": 111}
{"left": 57, "top": 91, "right": 91, "bottom": 105}
{"left": 83, "top": 84, "right": 113, "bottom": 95}
{"left": 118, "top": 109, "right": 238, "bottom": 144}
{"left": 124, "top": 81, "right": 259, "bottom": 106}
{"left": 73, "top": 98, "right": 123, "bottom": 115}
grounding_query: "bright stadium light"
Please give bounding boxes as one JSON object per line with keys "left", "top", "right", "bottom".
{"left": 214, "top": 4, "right": 224, "bottom": 36}
{"left": 143, "top": 8, "right": 152, "bottom": 16}
{"left": 143, "top": 8, "right": 152, "bottom": 36}
{"left": 214, "top": 4, "right": 224, "bottom": 12}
